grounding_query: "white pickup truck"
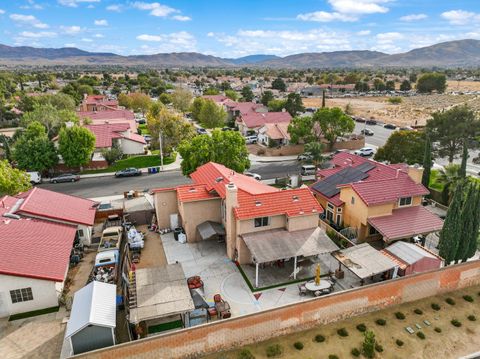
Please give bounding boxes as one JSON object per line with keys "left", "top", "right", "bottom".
{"left": 98, "top": 226, "right": 123, "bottom": 252}
{"left": 92, "top": 249, "right": 119, "bottom": 284}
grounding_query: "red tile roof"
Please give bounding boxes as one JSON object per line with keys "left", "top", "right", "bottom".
{"left": 16, "top": 187, "right": 97, "bottom": 226}
{"left": 176, "top": 184, "right": 220, "bottom": 202}
{"left": 368, "top": 206, "right": 443, "bottom": 241}
{"left": 239, "top": 111, "right": 292, "bottom": 129}
{"left": 0, "top": 196, "right": 76, "bottom": 281}
{"left": 262, "top": 122, "right": 291, "bottom": 140}
{"left": 86, "top": 123, "right": 146, "bottom": 148}
{"left": 202, "top": 95, "right": 229, "bottom": 104}
{"left": 227, "top": 102, "right": 265, "bottom": 115}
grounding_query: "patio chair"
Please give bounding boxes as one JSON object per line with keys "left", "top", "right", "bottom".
{"left": 314, "top": 290, "right": 322, "bottom": 297}
{"left": 213, "top": 294, "right": 223, "bottom": 303}
{"left": 298, "top": 284, "right": 307, "bottom": 296}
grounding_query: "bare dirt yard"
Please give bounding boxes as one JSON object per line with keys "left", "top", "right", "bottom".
{"left": 205, "top": 285, "right": 480, "bottom": 359}
{"left": 447, "top": 80, "right": 480, "bottom": 92}
{"left": 303, "top": 94, "right": 480, "bottom": 127}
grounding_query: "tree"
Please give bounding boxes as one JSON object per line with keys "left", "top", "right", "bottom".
{"left": 373, "top": 78, "right": 386, "bottom": 91}
{"left": 0, "top": 160, "right": 31, "bottom": 196}
{"left": 58, "top": 126, "right": 96, "bottom": 168}
{"left": 355, "top": 81, "right": 370, "bottom": 92}
{"left": 459, "top": 140, "right": 468, "bottom": 178}
{"left": 21, "top": 104, "right": 79, "bottom": 139}
{"left": 171, "top": 87, "right": 193, "bottom": 113}
{"left": 385, "top": 80, "right": 395, "bottom": 91}
{"left": 119, "top": 92, "right": 152, "bottom": 115}
{"left": 409, "top": 73, "right": 417, "bottom": 83}
{"left": 159, "top": 93, "right": 172, "bottom": 104}
{"left": 439, "top": 181, "right": 465, "bottom": 265}
{"left": 314, "top": 107, "right": 355, "bottom": 149}
{"left": 284, "top": 93, "right": 305, "bottom": 116}
{"left": 437, "top": 164, "right": 461, "bottom": 204}
{"left": 241, "top": 86, "right": 254, "bottom": 102}
{"left": 198, "top": 99, "right": 227, "bottom": 128}
{"left": 13, "top": 121, "right": 58, "bottom": 172}
{"left": 374, "top": 131, "right": 426, "bottom": 165}
{"left": 400, "top": 79, "right": 411, "bottom": 91}
{"left": 101, "top": 144, "right": 123, "bottom": 165}
{"left": 18, "top": 93, "right": 76, "bottom": 113}
{"left": 322, "top": 90, "right": 326, "bottom": 108}
{"left": 271, "top": 77, "right": 286, "bottom": 92}
{"left": 362, "top": 331, "right": 376, "bottom": 359}
{"left": 261, "top": 90, "right": 274, "bottom": 106}
{"left": 267, "top": 99, "right": 287, "bottom": 112}
{"left": 0, "top": 134, "right": 12, "bottom": 162}
{"left": 225, "top": 89, "right": 238, "bottom": 101}
{"left": 417, "top": 73, "right": 447, "bottom": 93}
{"left": 191, "top": 97, "right": 205, "bottom": 121}
{"left": 203, "top": 87, "right": 219, "bottom": 95}
{"left": 426, "top": 105, "right": 480, "bottom": 163}
{"left": 422, "top": 136, "right": 432, "bottom": 189}
{"left": 146, "top": 106, "right": 195, "bottom": 154}
{"left": 288, "top": 116, "right": 314, "bottom": 144}
{"left": 455, "top": 182, "right": 480, "bottom": 262}
{"left": 178, "top": 129, "right": 250, "bottom": 175}
{"left": 304, "top": 142, "right": 325, "bottom": 177}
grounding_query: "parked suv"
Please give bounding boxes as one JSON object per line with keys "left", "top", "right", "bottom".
{"left": 115, "top": 168, "right": 142, "bottom": 177}
{"left": 354, "top": 147, "right": 375, "bottom": 157}
{"left": 27, "top": 171, "right": 42, "bottom": 184}
{"left": 245, "top": 135, "right": 258, "bottom": 144}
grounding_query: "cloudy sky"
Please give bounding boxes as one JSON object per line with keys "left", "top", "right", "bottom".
{"left": 0, "top": 0, "right": 479, "bottom": 57}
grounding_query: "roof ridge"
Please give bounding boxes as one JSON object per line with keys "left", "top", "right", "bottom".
{"left": 17, "top": 187, "right": 36, "bottom": 211}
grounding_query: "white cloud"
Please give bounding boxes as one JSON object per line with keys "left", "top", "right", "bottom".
{"left": 60, "top": 25, "right": 83, "bottom": 34}
{"left": 18, "top": 31, "right": 57, "bottom": 38}
{"left": 93, "top": 33, "right": 104, "bottom": 38}
{"left": 136, "top": 31, "right": 196, "bottom": 52}
{"left": 399, "top": 13, "right": 427, "bottom": 22}
{"left": 106, "top": 4, "right": 122, "bottom": 12}
{"left": 94, "top": 19, "right": 108, "bottom": 26}
{"left": 58, "top": 0, "right": 100, "bottom": 7}
{"left": 441, "top": 10, "right": 480, "bottom": 25}
{"left": 376, "top": 31, "right": 404, "bottom": 43}
{"left": 137, "top": 34, "right": 163, "bottom": 41}
{"left": 207, "top": 32, "right": 214, "bottom": 37}
{"left": 21, "top": 0, "right": 43, "bottom": 10}
{"left": 357, "top": 30, "right": 371, "bottom": 36}
{"left": 171, "top": 15, "right": 191, "bottom": 21}
{"left": 132, "top": 2, "right": 177, "bottom": 17}
{"left": 10, "top": 14, "right": 49, "bottom": 28}
{"left": 297, "top": 11, "right": 356, "bottom": 22}
{"left": 0, "top": 9, "right": 5, "bottom": 14}
{"left": 81, "top": 38, "right": 93, "bottom": 42}
{"left": 64, "top": 43, "right": 77, "bottom": 47}
{"left": 328, "top": 0, "right": 391, "bottom": 15}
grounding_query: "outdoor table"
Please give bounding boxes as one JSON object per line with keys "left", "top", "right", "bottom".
{"left": 305, "top": 280, "right": 332, "bottom": 292}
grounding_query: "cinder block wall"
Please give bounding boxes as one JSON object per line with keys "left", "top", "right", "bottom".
{"left": 74, "top": 260, "right": 480, "bottom": 359}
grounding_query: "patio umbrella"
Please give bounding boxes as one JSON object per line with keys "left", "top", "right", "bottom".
{"left": 315, "top": 263, "right": 321, "bottom": 286}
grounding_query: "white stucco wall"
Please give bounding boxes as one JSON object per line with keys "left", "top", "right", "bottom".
{"left": 0, "top": 274, "right": 61, "bottom": 317}
{"left": 77, "top": 225, "right": 92, "bottom": 246}
{"left": 120, "top": 139, "right": 145, "bottom": 155}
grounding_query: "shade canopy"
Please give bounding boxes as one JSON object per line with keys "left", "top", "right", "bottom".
{"left": 197, "top": 221, "right": 226, "bottom": 241}
{"left": 241, "top": 227, "right": 339, "bottom": 264}
{"left": 332, "top": 243, "right": 398, "bottom": 279}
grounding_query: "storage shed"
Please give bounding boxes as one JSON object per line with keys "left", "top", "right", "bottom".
{"left": 382, "top": 241, "right": 443, "bottom": 276}
{"left": 65, "top": 281, "right": 116, "bottom": 355}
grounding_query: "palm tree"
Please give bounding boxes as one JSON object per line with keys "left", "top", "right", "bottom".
{"left": 437, "top": 163, "right": 461, "bottom": 204}
{"left": 304, "top": 142, "right": 325, "bottom": 180}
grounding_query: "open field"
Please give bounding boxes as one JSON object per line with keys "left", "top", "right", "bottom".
{"left": 303, "top": 94, "right": 479, "bottom": 127}
{"left": 447, "top": 80, "right": 480, "bottom": 92}
{"left": 205, "top": 285, "right": 480, "bottom": 359}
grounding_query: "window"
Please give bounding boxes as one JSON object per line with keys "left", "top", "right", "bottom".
{"left": 327, "top": 203, "right": 334, "bottom": 210}
{"left": 369, "top": 226, "right": 379, "bottom": 236}
{"left": 10, "top": 288, "right": 33, "bottom": 304}
{"left": 337, "top": 207, "right": 342, "bottom": 213}
{"left": 351, "top": 197, "right": 355, "bottom": 205}
{"left": 254, "top": 217, "right": 269, "bottom": 227}
{"left": 336, "top": 214, "right": 342, "bottom": 226}
{"left": 399, "top": 197, "right": 412, "bottom": 207}
{"left": 77, "top": 229, "right": 84, "bottom": 237}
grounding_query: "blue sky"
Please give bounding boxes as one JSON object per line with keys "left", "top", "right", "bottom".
{"left": 0, "top": 0, "right": 479, "bottom": 57}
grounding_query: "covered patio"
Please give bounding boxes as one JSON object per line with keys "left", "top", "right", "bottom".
{"left": 368, "top": 206, "right": 444, "bottom": 243}
{"left": 196, "top": 221, "right": 225, "bottom": 242}
{"left": 241, "top": 227, "right": 339, "bottom": 288}
{"left": 331, "top": 243, "right": 398, "bottom": 285}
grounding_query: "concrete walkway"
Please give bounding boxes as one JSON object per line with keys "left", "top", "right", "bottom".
{"left": 249, "top": 154, "right": 298, "bottom": 162}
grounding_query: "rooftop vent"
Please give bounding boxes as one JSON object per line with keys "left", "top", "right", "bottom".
{"left": 188, "top": 187, "right": 197, "bottom": 193}
{"left": 255, "top": 200, "right": 262, "bottom": 207}
{"left": 292, "top": 195, "right": 299, "bottom": 202}
{"left": 299, "top": 210, "right": 304, "bottom": 215}
{"left": 215, "top": 176, "right": 224, "bottom": 183}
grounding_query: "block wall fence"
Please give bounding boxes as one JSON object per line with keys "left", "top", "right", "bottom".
{"left": 75, "top": 260, "right": 480, "bottom": 359}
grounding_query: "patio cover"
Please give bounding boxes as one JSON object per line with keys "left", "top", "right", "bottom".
{"left": 332, "top": 243, "right": 398, "bottom": 279}
{"left": 129, "top": 264, "right": 194, "bottom": 324}
{"left": 197, "top": 221, "right": 226, "bottom": 241}
{"left": 241, "top": 227, "right": 339, "bottom": 264}
{"left": 368, "top": 206, "right": 444, "bottom": 242}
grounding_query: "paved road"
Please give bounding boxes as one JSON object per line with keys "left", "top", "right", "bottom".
{"left": 40, "top": 161, "right": 302, "bottom": 198}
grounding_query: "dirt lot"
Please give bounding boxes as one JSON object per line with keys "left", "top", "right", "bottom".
{"left": 205, "top": 285, "right": 480, "bottom": 359}
{"left": 303, "top": 94, "right": 480, "bottom": 127}
{"left": 135, "top": 224, "right": 168, "bottom": 269}
{"left": 447, "top": 80, "right": 480, "bottom": 92}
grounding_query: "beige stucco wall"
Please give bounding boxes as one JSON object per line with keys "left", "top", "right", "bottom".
{"left": 121, "top": 138, "right": 145, "bottom": 155}
{"left": 181, "top": 199, "right": 222, "bottom": 242}
{"left": 236, "top": 237, "right": 252, "bottom": 264}
{"left": 287, "top": 214, "right": 318, "bottom": 231}
{"left": 237, "top": 215, "right": 286, "bottom": 235}
{"left": 154, "top": 190, "right": 179, "bottom": 229}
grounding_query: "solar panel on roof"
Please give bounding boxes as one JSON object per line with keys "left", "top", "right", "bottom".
{"left": 356, "top": 162, "right": 376, "bottom": 173}
{"left": 312, "top": 166, "right": 369, "bottom": 198}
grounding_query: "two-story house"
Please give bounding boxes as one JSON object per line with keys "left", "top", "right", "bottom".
{"left": 311, "top": 152, "right": 443, "bottom": 243}
{"left": 79, "top": 95, "right": 118, "bottom": 112}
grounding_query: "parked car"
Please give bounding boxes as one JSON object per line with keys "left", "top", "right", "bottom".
{"left": 115, "top": 168, "right": 142, "bottom": 177}
{"left": 143, "top": 135, "right": 152, "bottom": 142}
{"left": 245, "top": 135, "right": 258, "bottom": 144}
{"left": 27, "top": 171, "right": 42, "bottom": 184}
{"left": 244, "top": 172, "right": 262, "bottom": 180}
{"left": 300, "top": 165, "right": 316, "bottom": 176}
{"left": 354, "top": 147, "right": 375, "bottom": 157}
{"left": 354, "top": 116, "right": 366, "bottom": 123}
{"left": 135, "top": 118, "right": 146, "bottom": 124}
{"left": 399, "top": 126, "right": 413, "bottom": 131}
{"left": 196, "top": 128, "right": 208, "bottom": 135}
{"left": 365, "top": 119, "right": 377, "bottom": 125}
{"left": 297, "top": 152, "right": 313, "bottom": 161}
{"left": 50, "top": 173, "right": 80, "bottom": 183}
{"left": 360, "top": 129, "right": 374, "bottom": 136}
{"left": 384, "top": 123, "right": 397, "bottom": 130}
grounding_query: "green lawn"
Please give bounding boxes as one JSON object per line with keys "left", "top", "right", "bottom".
{"left": 82, "top": 154, "right": 175, "bottom": 174}
{"left": 138, "top": 124, "right": 150, "bottom": 135}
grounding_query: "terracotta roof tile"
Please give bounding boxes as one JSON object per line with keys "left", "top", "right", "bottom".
{"left": 239, "top": 111, "right": 292, "bottom": 129}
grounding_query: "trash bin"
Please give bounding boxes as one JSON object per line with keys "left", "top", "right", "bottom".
{"left": 156, "top": 166, "right": 160, "bottom": 172}
{"left": 152, "top": 167, "right": 158, "bottom": 174}
{"left": 174, "top": 227, "right": 183, "bottom": 241}
{"left": 148, "top": 167, "right": 152, "bottom": 174}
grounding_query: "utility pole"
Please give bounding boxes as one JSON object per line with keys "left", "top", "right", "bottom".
{"left": 159, "top": 130, "right": 164, "bottom": 171}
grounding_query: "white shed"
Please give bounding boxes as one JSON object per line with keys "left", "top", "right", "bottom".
{"left": 65, "top": 281, "right": 116, "bottom": 355}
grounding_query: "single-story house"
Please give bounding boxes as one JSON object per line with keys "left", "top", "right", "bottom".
{"left": 77, "top": 110, "right": 137, "bottom": 133}
{"left": 258, "top": 122, "right": 291, "bottom": 146}
{"left": 237, "top": 111, "right": 292, "bottom": 135}
{"left": 65, "top": 281, "right": 116, "bottom": 355}
{"left": 0, "top": 195, "right": 77, "bottom": 317}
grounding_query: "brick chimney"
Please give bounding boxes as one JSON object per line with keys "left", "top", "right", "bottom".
{"left": 224, "top": 183, "right": 238, "bottom": 260}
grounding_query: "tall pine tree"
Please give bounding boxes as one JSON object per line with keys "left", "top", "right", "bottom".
{"left": 455, "top": 182, "right": 477, "bottom": 262}
{"left": 422, "top": 136, "right": 432, "bottom": 189}
{"left": 439, "top": 181, "right": 465, "bottom": 265}
{"left": 462, "top": 183, "right": 480, "bottom": 262}
{"left": 459, "top": 140, "right": 468, "bottom": 178}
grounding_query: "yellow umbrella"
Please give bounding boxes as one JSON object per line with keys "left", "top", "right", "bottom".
{"left": 315, "top": 263, "right": 321, "bottom": 286}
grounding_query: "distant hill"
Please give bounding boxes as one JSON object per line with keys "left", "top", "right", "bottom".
{"left": 0, "top": 39, "right": 479, "bottom": 68}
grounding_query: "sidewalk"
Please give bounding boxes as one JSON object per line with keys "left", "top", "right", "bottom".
{"left": 249, "top": 154, "right": 298, "bottom": 163}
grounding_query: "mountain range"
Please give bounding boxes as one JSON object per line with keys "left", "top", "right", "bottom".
{"left": 0, "top": 39, "right": 479, "bottom": 68}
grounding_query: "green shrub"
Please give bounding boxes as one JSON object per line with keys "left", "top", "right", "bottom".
{"left": 431, "top": 303, "right": 441, "bottom": 311}
{"left": 388, "top": 97, "right": 403, "bottom": 104}
{"left": 328, "top": 355, "right": 339, "bottom": 359}
{"left": 414, "top": 308, "right": 423, "bottom": 315}
{"left": 351, "top": 348, "right": 361, "bottom": 357}
{"left": 395, "top": 312, "right": 406, "bottom": 320}
{"left": 375, "top": 343, "right": 384, "bottom": 353}
{"left": 463, "top": 295, "right": 474, "bottom": 302}
{"left": 362, "top": 331, "right": 376, "bottom": 359}
{"left": 356, "top": 323, "right": 367, "bottom": 332}
{"left": 238, "top": 349, "right": 255, "bottom": 359}
{"left": 293, "top": 341, "right": 304, "bottom": 350}
{"left": 451, "top": 319, "right": 462, "bottom": 327}
{"left": 314, "top": 334, "right": 325, "bottom": 343}
{"left": 375, "top": 318, "right": 387, "bottom": 326}
{"left": 468, "top": 315, "right": 476, "bottom": 321}
{"left": 446, "top": 297, "right": 456, "bottom": 305}
{"left": 266, "top": 344, "right": 283, "bottom": 357}
{"left": 337, "top": 328, "right": 349, "bottom": 337}
{"left": 417, "top": 331, "right": 426, "bottom": 340}
{"left": 396, "top": 339, "right": 404, "bottom": 347}
{"left": 434, "top": 327, "right": 442, "bottom": 333}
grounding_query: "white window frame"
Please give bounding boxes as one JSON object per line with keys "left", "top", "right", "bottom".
{"left": 254, "top": 217, "right": 269, "bottom": 228}
{"left": 398, "top": 197, "right": 412, "bottom": 207}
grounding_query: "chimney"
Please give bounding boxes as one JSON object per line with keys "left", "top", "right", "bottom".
{"left": 225, "top": 183, "right": 238, "bottom": 260}
{"left": 395, "top": 168, "right": 401, "bottom": 178}
{"left": 407, "top": 165, "right": 424, "bottom": 184}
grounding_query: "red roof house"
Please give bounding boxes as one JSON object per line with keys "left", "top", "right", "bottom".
{"left": 237, "top": 111, "right": 292, "bottom": 134}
